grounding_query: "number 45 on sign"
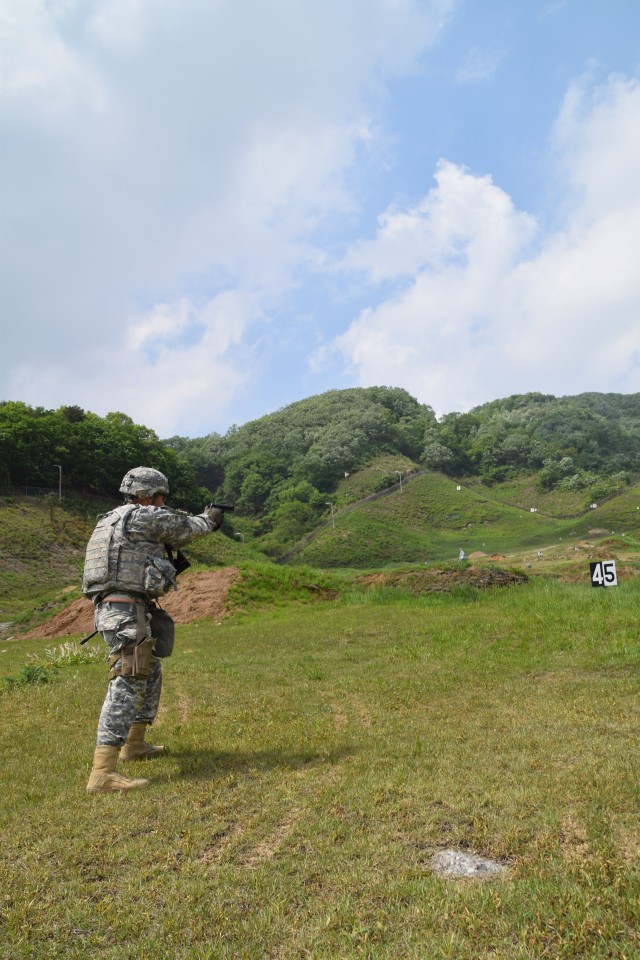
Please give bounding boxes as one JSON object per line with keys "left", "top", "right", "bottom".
{"left": 590, "top": 560, "right": 618, "bottom": 587}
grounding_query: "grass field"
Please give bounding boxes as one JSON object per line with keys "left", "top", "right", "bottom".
{"left": 1, "top": 575, "right": 638, "bottom": 959}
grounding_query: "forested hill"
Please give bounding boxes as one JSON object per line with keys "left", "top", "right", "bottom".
{"left": 166, "top": 388, "right": 639, "bottom": 503}
{"left": 2, "top": 390, "right": 639, "bottom": 550}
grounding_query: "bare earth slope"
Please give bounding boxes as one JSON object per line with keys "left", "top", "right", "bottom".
{"left": 23, "top": 568, "right": 240, "bottom": 640}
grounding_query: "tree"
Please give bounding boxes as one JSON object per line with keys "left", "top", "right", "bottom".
{"left": 0, "top": 403, "right": 203, "bottom": 505}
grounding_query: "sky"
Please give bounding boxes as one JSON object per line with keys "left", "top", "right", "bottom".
{"left": 1, "top": 0, "right": 639, "bottom": 439}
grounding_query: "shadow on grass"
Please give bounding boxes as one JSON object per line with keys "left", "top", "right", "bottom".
{"left": 164, "top": 745, "right": 355, "bottom": 781}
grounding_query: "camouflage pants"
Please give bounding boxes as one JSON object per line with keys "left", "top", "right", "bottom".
{"left": 94, "top": 601, "right": 163, "bottom": 747}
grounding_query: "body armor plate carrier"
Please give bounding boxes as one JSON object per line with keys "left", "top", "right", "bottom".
{"left": 83, "top": 505, "right": 176, "bottom": 599}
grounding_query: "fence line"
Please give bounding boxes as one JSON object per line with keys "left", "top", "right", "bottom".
{"left": 0, "top": 485, "right": 109, "bottom": 502}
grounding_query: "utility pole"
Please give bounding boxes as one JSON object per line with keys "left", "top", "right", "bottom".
{"left": 54, "top": 464, "right": 62, "bottom": 499}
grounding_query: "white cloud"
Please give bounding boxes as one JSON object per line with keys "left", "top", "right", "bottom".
{"left": 343, "top": 160, "right": 537, "bottom": 282}
{"left": 551, "top": 73, "right": 640, "bottom": 225}
{"left": 0, "top": 0, "right": 456, "bottom": 434}
{"left": 127, "top": 298, "right": 192, "bottom": 352}
{"left": 87, "top": 0, "right": 150, "bottom": 52}
{"left": 6, "top": 2, "right": 635, "bottom": 441}
{"left": 0, "top": 0, "right": 104, "bottom": 106}
{"left": 326, "top": 73, "right": 640, "bottom": 413}
{"left": 10, "top": 290, "right": 257, "bottom": 436}
{"left": 118, "top": 290, "right": 254, "bottom": 435}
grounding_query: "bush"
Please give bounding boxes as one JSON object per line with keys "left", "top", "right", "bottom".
{"left": 4, "top": 664, "right": 56, "bottom": 688}
{"left": 3, "top": 642, "right": 103, "bottom": 690}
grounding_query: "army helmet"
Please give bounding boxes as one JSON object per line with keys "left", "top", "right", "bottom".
{"left": 120, "top": 466, "right": 170, "bottom": 499}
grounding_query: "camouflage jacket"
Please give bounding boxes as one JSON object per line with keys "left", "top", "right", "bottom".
{"left": 83, "top": 504, "right": 214, "bottom": 599}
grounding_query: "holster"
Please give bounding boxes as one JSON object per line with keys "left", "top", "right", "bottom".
{"left": 108, "top": 637, "right": 154, "bottom": 680}
{"left": 108, "top": 602, "right": 154, "bottom": 679}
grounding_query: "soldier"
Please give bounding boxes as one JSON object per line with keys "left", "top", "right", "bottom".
{"left": 83, "top": 466, "right": 223, "bottom": 793}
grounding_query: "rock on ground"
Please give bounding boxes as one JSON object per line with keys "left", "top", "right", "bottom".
{"left": 430, "top": 849, "right": 508, "bottom": 879}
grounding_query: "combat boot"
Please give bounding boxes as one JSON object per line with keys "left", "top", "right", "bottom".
{"left": 86, "top": 745, "right": 149, "bottom": 793}
{"left": 119, "top": 722, "right": 166, "bottom": 761}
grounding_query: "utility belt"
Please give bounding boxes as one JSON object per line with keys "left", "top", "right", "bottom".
{"left": 98, "top": 593, "right": 149, "bottom": 606}
{"left": 97, "top": 594, "right": 175, "bottom": 669}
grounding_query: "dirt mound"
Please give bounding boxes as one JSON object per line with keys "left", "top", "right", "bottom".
{"left": 560, "top": 558, "right": 638, "bottom": 584}
{"left": 24, "top": 599, "right": 96, "bottom": 640}
{"left": 361, "top": 567, "right": 527, "bottom": 594}
{"left": 23, "top": 568, "right": 240, "bottom": 640}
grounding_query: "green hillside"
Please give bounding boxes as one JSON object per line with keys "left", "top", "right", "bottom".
{"left": 463, "top": 475, "right": 593, "bottom": 517}
{"left": 582, "top": 482, "right": 640, "bottom": 527}
{"left": 2, "top": 387, "right": 639, "bottom": 626}
{"left": 2, "top": 464, "right": 640, "bottom": 629}
{"left": 288, "top": 471, "right": 640, "bottom": 568}
{"left": 3, "top": 390, "right": 639, "bottom": 559}
{"left": 0, "top": 496, "right": 107, "bottom": 620}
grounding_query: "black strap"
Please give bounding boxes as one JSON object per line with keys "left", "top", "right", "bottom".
{"left": 164, "top": 544, "right": 191, "bottom": 575}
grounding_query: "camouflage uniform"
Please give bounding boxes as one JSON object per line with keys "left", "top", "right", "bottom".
{"left": 94, "top": 600, "right": 164, "bottom": 745}
{"left": 85, "top": 500, "right": 218, "bottom": 748}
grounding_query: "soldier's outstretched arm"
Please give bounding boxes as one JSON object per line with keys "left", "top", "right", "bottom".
{"left": 126, "top": 505, "right": 223, "bottom": 546}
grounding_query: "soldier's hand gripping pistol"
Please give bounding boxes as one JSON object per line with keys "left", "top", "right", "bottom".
{"left": 165, "top": 503, "right": 235, "bottom": 575}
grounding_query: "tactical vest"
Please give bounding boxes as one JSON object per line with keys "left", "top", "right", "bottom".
{"left": 82, "top": 504, "right": 176, "bottom": 598}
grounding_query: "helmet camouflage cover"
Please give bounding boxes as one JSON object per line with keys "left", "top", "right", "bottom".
{"left": 119, "top": 466, "right": 170, "bottom": 499}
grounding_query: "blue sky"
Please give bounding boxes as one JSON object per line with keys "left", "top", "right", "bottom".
{"left": 1, "top": 0, "right": 639, "bottom": 437}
